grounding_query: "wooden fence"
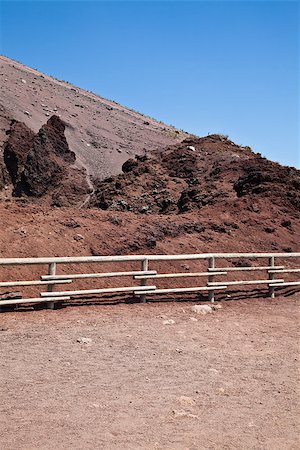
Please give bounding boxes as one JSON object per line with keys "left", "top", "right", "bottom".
{"left": 0, "top": 252, "right": 299, "bottom": 309}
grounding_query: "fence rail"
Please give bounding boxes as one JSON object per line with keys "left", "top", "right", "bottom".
{"left": 0, "top": 252, "right": 299, "bottom": 309}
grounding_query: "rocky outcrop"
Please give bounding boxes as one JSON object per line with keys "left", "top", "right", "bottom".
{"left": 90, "top": 135, "right": 300, "bottom": 214}
{"left": 234, "top": 162, "right": 300, "bottom": 211}
{"left": 4, "top": 120, "right": 35, "bottom": 189}
{"left": 3, "top": 115, "right": 90, "bottom": 206}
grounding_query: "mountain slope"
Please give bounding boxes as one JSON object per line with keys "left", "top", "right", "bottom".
{"left": 89, "top": 134, "right": 300, "bottom": 215}
{"left": 0, "top": 55, "right": 188, "bottom": 182}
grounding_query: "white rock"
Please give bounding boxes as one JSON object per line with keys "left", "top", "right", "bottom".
{"left": 74, "top": 234, "right": 84, "bottom": 241}
{"left": 163, "top": 319, "right": 175, "bottom": 325}
{"left": 190, "top": 317, "right": 198, "bottom": 322}
{"left": 77, "top": 337, "right": 92, "bottom": 344}
{"left": 21, "top": 79, "right": 26, "bottom": 84}
{"left": 172, "top": 409, "right": 198, "bottom": 419}
{"left": 191, "top": 304, "right": 212, "bottom": 315}
{"left": 187, "top": 146, "right": 196, "bottom": 151}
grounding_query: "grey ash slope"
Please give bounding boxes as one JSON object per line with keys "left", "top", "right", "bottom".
{"left": 0, "top": 55, "right": 189, "bottom": 180}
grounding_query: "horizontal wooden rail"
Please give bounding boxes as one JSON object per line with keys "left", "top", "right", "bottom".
{"left": 134, "top": 271, "right": 227, "bottom": 280}
{"left": 208, "top": 266, "right": 285, "bottom": 272}
{"left": 136, "top": 286, "right": 227, "bottom": 295}
{"left": 269, "top": 269, "right": 300, "bottom": 274}
{"left": 208, "top": 279, "right": 284, "bottom": 287}
{"left": 269, "top": 281, "right": 300, "bottom": 287}
{"left": 0, "top": 280, "right": 72, "bottom": 287}
{"left": 0, "top": 253, "right": 299, "bottom": 265}
{"left": 0, "top": 296, "right": 71, "bottom": 306}
{"left": 41, "top": 285, "right": 157, "bottom": 298}
{"left": 41, "top": 270, "right": 157, "bottom": 281}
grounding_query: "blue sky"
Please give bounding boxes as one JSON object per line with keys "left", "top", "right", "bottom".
{"left": 0, "top": 0, "right": 299, "bottom": 167}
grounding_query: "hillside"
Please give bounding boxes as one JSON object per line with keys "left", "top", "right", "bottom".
{"left": 90, "top": 134, "right": 300, "bottom": 215}
{"left": 0, "top": 55, "right": 187, "bottom": 185}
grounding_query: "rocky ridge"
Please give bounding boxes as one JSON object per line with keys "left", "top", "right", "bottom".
{"left": 89, "top": 134, "right": 300, "bottom": 215}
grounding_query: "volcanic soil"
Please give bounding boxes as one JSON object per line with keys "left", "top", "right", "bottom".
{"left": 1, "top": 297, "right": 299, "bottom": 450}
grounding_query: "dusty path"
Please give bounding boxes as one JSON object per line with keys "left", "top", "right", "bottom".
{"left": 0, "top": 296, "right": 299, "bottom": 450}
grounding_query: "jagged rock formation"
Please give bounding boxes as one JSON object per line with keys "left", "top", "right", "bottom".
{"left": 3, "top": 115, "right": 90, "bottom": 206}
{"left": 89, "top": 134, "right": 300, "bottom": 215}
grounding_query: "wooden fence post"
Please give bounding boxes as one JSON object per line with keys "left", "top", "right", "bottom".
{"left": 140, "top": 258, "right": 148, "bottom": 303}
{"left": 208, "top": 257, "right": 215, "bottom": 303}
{"left": 46, "top": 262, "right": 56, "bottom": 309}
{"left": 268, "top": 256, "right": 275, "bottom": 298}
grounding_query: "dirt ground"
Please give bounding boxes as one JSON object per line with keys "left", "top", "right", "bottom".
{"left": 0, "top": 295, "right": 299, "bottom": 450}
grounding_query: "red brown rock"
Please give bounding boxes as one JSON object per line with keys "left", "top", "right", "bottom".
{"left": 3, "top": 116, "right": 90, "bottom": 206}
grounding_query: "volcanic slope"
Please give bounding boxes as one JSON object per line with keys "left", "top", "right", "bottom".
{"left": 0, "top": 55, "right": 188, "bottom": 182}
{"left": 0, "top": 135, "right": 299, "bottom": 275}
{"left": 90, "top": 134, "right": 300, "bottom": 216}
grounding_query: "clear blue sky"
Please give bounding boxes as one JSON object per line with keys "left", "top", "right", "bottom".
{"left": 0, "top": 0, "right": 299, "bottom": 167}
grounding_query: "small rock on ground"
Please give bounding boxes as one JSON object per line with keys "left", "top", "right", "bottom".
{"left": 163, "top": 319, "right": 175, "bottom": 325}
{"left": 191, "top": 304, "right": 212, "bottom": 315}
{"left": 172, "top": 409, "right": 198, "bottom": 419}
{"left": 77, "top": 337, "right": 92, "bottom": 344}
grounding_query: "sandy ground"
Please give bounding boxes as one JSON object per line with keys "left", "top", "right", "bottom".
{"left": 0, "top": 296, "right": 299, "bottom": 450}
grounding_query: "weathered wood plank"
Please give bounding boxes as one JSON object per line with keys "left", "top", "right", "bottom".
{"left": 41, "top": 285, "right": 157, "bottom": 297}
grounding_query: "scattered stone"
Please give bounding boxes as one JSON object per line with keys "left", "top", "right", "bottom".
{"left": 282, "top": 247, "right": 293, "bottom": 253}
{"left": 172, "top": 409, "right": 198, "bottom": 419}
{"left": 13, "top": 227, "right": 27, "bottom": 236}
{"left": 217, "top": 387, "right": 229, "bottom": 396}
{"left": 77, "top": 337, "right": 92, "bottom": 345}
{"left": 63, "top": 219, "right": 80, "bottom": 228}
{"left": 139, "top": 206, "right": 150, "bottom": 214}
{"left": 0, "top": 292, "right": 22, "bottom": 300}
{"left": 187, "top": 146, "right": 196, "bottom": 151}
{"left": 191, "top": 304, "right": 213, "bottom": 315}
{"left": 264, "top": 226, "right": 275, "bottom": 233}
{"left": 74, "top": 234, "right": 84, "bottom": 241}
{"left": 24, "top": 111, "right": 30, "bottom": 116}
{"left": 177, "top": 396, "right": 195, "bottom": 406}
{"left": 281, "top": 219, "right": 292, "bottom": 228}
{"left": 21, "top": 79, "right": 26, "bottom": 84}
{"left": 163, "top": 319, "right": 175, "bottom": 325}
{"left": 190, "top": 317, "right": 198, "bottom": 322}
